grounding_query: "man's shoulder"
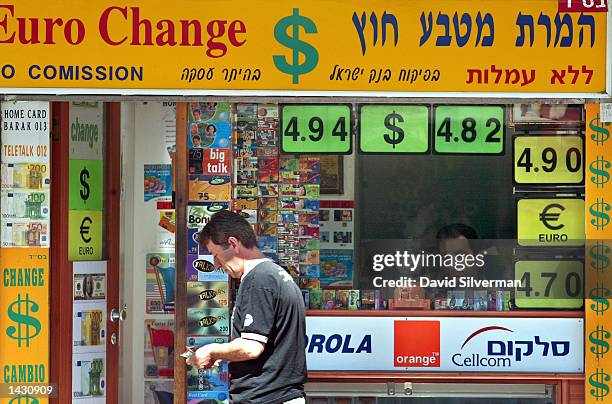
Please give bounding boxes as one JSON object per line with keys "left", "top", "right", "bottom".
{"left": 248, "top": 261, "right": 296, "bottom": 288}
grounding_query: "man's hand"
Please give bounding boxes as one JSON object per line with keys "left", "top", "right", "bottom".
{"left": 186, "top": 343, "right": 219, "bottom": 369}
{"left": 184, "top": 338, "right": 265, "bottom": 368}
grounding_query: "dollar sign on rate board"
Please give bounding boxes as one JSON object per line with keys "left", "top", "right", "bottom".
{"left": 591, "top": 156, "right": 611, "bottom": 188}
{"left": 590, "top": 325, "right": 611, "bottom": 360}
{"left": 6, "top": 294, "right": 42, "bottom": 348}
{"left": 273, "top": 8, "right": 319, "bottom": 84}
{"left": 590, "top": 369, "right": 611, "bottom": 400}
{"left": 590, "top": 241, "right": 611, "bottom": 272}
{"left": 590, "top": 113, "right": 611, "bottom": 146}
{"left": 80, "top": 167, "right": 90, "bottom": 201}
{"left": 590, "top": 282, "right": 611, "bottom": 315}
{"left": 383, "top": 111, "right": 405, "bottom": 149}
{"left": 590, "top": 198, "right": 611, "bottom": 230}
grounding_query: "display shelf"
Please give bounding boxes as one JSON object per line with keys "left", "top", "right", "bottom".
{"left": 307, "top": 371, "right": 584, "bottom": 382}
{"left": 306, "top": 309, "right": 583, "bottom": 318}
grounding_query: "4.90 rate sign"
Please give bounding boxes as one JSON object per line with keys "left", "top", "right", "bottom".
{"left": 514, "top": 135, "right": 584, "bottom": 184}
{"left": 280, "top": 104, "right": 352, "bottom": 154}
{"left": 433, "top": 105, "right": 505, "bottom": 154}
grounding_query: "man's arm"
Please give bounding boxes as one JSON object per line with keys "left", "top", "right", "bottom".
{"left": 187, "top": 338, "right": 265, "bottom": 369}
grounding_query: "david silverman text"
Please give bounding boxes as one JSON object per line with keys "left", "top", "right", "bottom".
{"left": 372, "top": 276, "right": 522, "bottom": 288}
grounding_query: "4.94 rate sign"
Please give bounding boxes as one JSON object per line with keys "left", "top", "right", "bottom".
{"left": 280, "top": 104, "right": 352, "bottom": 154}
{"left": 433, "top": 105, "right": 505, "bottom": 154}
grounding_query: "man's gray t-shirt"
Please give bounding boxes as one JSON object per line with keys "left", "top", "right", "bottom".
{"left": 229, "top": 260, "right": 307, "bottom": 403}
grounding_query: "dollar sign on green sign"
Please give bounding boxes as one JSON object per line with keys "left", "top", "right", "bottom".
{"left": 590, "top": 325, "right": 611, "bottom": 359}
{"left": 80, "top": 167, "right": 90, "bottom": 201}
{"left": 590, "top": 242, "right": 611, "bottom": 272}
{"left": 590, "top": 113, "right": 611, "bottom": 146}
{"left": 591, "top": 157, "right": 611, "bottom": 188}
{"left": 273, "top": 8, "right": 319, "bottom": 84}
{"left": 590, "top": 369, "right": 611, "bottom": 400}
{"left": 6, "top": 294, "right": 42, "bottom": 348}
{"left": 590, "top": 198, "right": 611, "bottom": 230}
{"left": 383, "top": 111, "right": 405, "bottom": 149}
{"left": 589, "top": 283, "right": 611, "bottom": 315}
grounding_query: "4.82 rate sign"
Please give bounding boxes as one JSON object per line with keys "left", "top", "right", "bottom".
{"left": 280, "top": 104, "right": 352, "bottom": 154}
{"left": 434, "top": 105, "right": 505, "bottom": 154}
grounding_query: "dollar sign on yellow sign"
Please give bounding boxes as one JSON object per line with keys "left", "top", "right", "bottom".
{"left": 586, "top": 104, "right": 612, "bottom": 404}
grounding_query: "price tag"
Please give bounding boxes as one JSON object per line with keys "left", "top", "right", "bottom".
{"left": 433, "top": 105, "right": 505, "bottom": 154}
{"left": 358, "top": 105, "right": 429, "bottom": 154}
{"left": 280, "top": 104, "right": 352, "bottom": 154}
{"left": 517, "top": 198, "right": 585, "bottom": 247}
{"left": 514, "top": 136, "right": 584, "bottom": 184}
{"left": 514, "top": 260, "right": 583, "bottom": 309}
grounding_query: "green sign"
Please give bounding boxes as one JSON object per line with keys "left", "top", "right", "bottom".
{"left": 68, "top": 210, "right": 103, "bottom": 261}
{"left": 280, "top": 104, "right": 352, "bottom": 154}
{"left": 69, "top": 159, "right": 104, "bottom": 211}
{"left": 514, "top": 135, "right": 584, "bottom": 184}
{"left": 433, "top": 105, "right": 505, "bottom": 154}
{"left": 358, "top": 105, "right": 429, "bottom": 153}
{"left": 517, "top": 198, "right": 585, "bottom": 247}
{"left": 514, "top": 260, "right": 583, "bottom": 309}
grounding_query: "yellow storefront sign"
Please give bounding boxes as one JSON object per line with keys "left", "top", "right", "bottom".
{"left": 0, "top": 248, "right": 49, "bottom": 404}
{"left": 586, "top": 104, "right": 612, "bottom": 403}
{"left": 0, "top": 0, "right": 607, "bottom": 94}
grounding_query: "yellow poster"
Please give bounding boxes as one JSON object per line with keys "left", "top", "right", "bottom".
{"left": 0, "top": 248, "right": 49, "bottom": 404}
{"left": 585, "top": 104, "right": 612, "bottom": 403}
{"left": 0, "top": 0, "right": 607, "bottom": 94}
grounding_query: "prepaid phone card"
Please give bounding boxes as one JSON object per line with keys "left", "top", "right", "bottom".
{"left": 234, "top": 185, "right": 258, "bottom": 198}
{"left": 73, "top": 303, "right": 107, "bottom": 353}
{"left": 1, "top": 162, "right": 50, "bottom": 190}
{"left": 233, "top": 197, "right": 258, "bottom": 210}
{"left": 189, "top": 175, "right": 231, "bottom": 202}
{"left": 189, "top": 102, "right": 231, "bottom": 122}
{"left": 187, "top": 202, "right": 229, "bottom": 229}
{"left": 72, "top": 353, "right": 106, "bottom": 400}
{"left": 1, "top": 190, "right": 50, "bottom": 221}
{"left": 74, "top": 273, "right": 106, "bottom": 300}
{"left": 235, "top": 209, "right": 258, "bottom": 224}
{"left": 186, "top": 336, "right": 229, "bottom": 396}
{"left": 188, "top": 121, "right": 231, "bottom": 150}
{"left": 146, "top": 253, "right": 176, "bottom": 314}
{"left": 187, "top": 308, "right": 230, "bottom": 335}
{"left": 187, "top": 392, "right": 230, "bottom": 402}
{"left": 186, "top": 255, "right": 228, "bottom": 282}
{"left": 257, "top": 235, "right": 278, "bottom": 253}
{"left": 187, "top": 282, "right": 229, "bottom": 309}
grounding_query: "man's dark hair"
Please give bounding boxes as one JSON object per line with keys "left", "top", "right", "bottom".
{"left": 193, "top": 134, "right": 201, "bottom": 141}
{"left": 197, "top": 210, "right": 258, "bottom": 248}
{"left": 436, "top": 223, "right": 479, "bottom": 240}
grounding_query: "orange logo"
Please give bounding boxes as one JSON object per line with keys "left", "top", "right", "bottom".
{"left": 394, "top": 320, "right": 441, "bottom": 367}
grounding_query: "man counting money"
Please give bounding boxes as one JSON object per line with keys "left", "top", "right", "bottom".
{"left": 186, "top": 210, "right": 307, "bottom": 404}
